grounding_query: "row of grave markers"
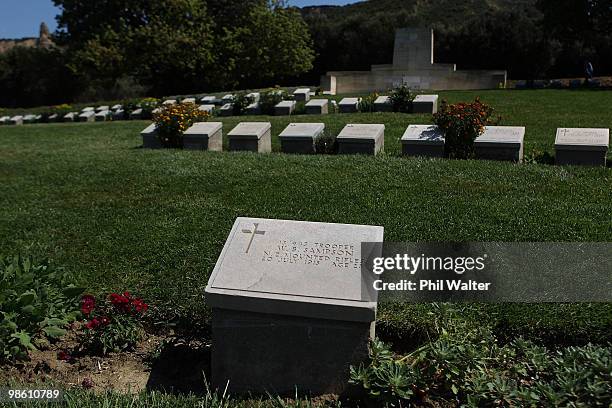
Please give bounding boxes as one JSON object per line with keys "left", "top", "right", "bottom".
{"left": 213, "top": 90, "right": 439, "bottom": 116}
{"left": 0, "top": 89, "right": 310, "bottom": 125}
{"left": 141, "top": 121, "right": 610, "bottom": 166}
{"left": 0, "top": 104, "right": 127, "bottom": 125}
{"left": 0, "top": 90, "right": 439, "bottom": 126}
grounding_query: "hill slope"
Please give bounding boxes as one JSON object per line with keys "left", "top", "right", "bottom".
{"left": 297, "top": 0, "right": 592, "bottom": 81}
{"left": 301, "top": 0, "right": 535, "bottom": 24}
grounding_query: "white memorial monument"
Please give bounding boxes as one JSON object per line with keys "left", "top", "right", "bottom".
{"left": 321, "top": 28, "right": 506, "bottom": 94}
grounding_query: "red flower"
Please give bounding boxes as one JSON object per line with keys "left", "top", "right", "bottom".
{"left": 80, "top": 295, "right": 96, "bottom": 316}
{"left": 85, "top": 318, "right": 100, "bottom": 330}
{"left": 131, "top": 298, "right": 148, "bottom": 314}
{"left": 57, "top": 350, "right": 72, "bottom": 361}
{"left": 99, "top": 316, "right": 111, "bottom": 326}
{"left": 110, "top": 293, "right": 130, "bottom": 313}
{"left": 82, "top": 377, "right": 94, "bottom": 389}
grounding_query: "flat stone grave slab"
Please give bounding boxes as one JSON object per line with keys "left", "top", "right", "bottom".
{"left": 198, "top": 104, "right": 215, "bottom": 113}
{"left": 141, "top": 123, "right": 162, "bottom": 149}
{"left": 10, "top": 116, "right": 23, "bottom": 125}
{"left": 23, "top": 114, "right": 37, "bottom": 124}
{"left": 182, "top": 97, "right": 196, "bottom": 104}
{"left": 279, "top": 123, "right": 325, "bottom": 154}
{"left": 246, "top": 92, "right": 261, "bottom": 103}
{"left": 474, "top": 126, "right": 525, "bottom": 162}
{"left": 338, "top": 97, "right": 360, "bottom": 113}
{"left": 221, "top": 94, "right": 234, "bottom": 103}
{"left": 48, "top": 114, "right": 59, "bottom": 122}
{"left": 245, "top": 102, "right": 261, "bottom": 115}
{"left": 227, "top": 122, "right": 271, "bottom": 152}
{"left": 274, "top": 100, "right": 296, "bottom": 115}
{"left": 555, "top": 128, "right": 609, "bottom": 166}
{"left": 206, "top": 217, "right": 383, "bottom": 394}
{"left": 63, "top": 112, "right": 77, "bottom": 122}
{"left": 95, "top": 110, "right": 111, "bottom": 122}
{"left": 293, "top": 88, "right": 311, "bottom": 102}
{"left": 111, "top": 104, "right": 122, "bottom": 110}
{"left": 374, "top": 96, "right": 392, "bottom": 112}
{"left": 412, "top": 94, "right": 439, "bottom": 114}
{"left": 305, "top": 99, "right": 329, "bottom": 115}
{"left": 96, "top": 105, "right": 109, "bottom": 112}
{"left": 112, "top": 110, "right": 124, "bottom": 120}
{"left": 78, "top": 111, "right": 95, "bottom": 122}
{"left": 0, "top": 116, "right": 10, "bottom": 124}
{"left": 337, "top": 124, "right": 385, "bottom": 155}
{"left": 130, "top": 108, "right": 143, "bottom": 119}
{"left": 183, "top": 122, "right": 223, "bottom": 151}
{"left": 81, "top": 107, "right": 94, "bottom": 113}
{"left": 401, "top": 124, "right": 445, "bottom": 157}
{"left": 200, "top": 95, "right": 216, "bottom": 103}
{"left": 162, "top": 99, "right": 177, "bottom": 105}
{"left": 219, "top": 103, "right": 233, "bottom": 117}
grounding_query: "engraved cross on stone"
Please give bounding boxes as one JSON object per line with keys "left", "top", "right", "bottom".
{"left": 241, "top": 223, "right": 266, "bottom": 254}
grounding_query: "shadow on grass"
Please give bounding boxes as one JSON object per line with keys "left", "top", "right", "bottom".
{"left": 146, "top": 341, "right": 211, "bottom": 395}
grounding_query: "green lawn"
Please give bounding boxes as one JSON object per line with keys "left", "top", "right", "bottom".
{"left": 0, "top": 89, "right": 610, "bottom": 345}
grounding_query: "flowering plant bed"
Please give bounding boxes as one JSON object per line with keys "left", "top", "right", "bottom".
{"left": 433, "top": 98, "right": 496, "bottom": 159}
{"left": 79, "top": 292, "right": 148, "bottom": 355}
{"left": 153, "top": 103, "right": 209, "bottom": 148}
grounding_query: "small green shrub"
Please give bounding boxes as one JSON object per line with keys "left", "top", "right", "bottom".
{"left": 524, "top": 149, "right": 555, "bottom": 165}
{"left": 79, "top": 292, "right": 148, "bottom": 355}
{"left": 351, "top": 307, "right": 612, "bottom": 407}
{"left": 121, "top": 98, "right": 140, "bottom": 118}
{"left": 51, "top": 104, "right": 73, "bottom": 116}
{"left": 388, "top": 85, "right": 413, "bottom": 113}
{"left": 0, "top": 255, "right": 83, "bottom": 362}
{"left": 294, "top": 101, "right": 306, "bottom": 115}
{"left": 121, "top": 97, "right": 159, "bottom": 120}
{"left": 260, "top": 88, "right": 288, "bottom": 115}
{"left": 358, "top": 93, "right": 378, "bottom": 113}
{"left": 314, "top": 128, "right": 337, "bottom": 154}
{"left": 232, "top": 92, "right": 254, "bottom": 116}
{"left": 349, "top": 339, "right": 419, "bottom": 403}
{"left": 139, "top": 97, "right": 160, "bottom": 119}
{"left": 329, "top": 100, "right": 338, "bottom": 114}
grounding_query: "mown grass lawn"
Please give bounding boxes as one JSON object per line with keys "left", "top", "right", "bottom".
{"left": 0, "top": 89, "right": 610, "bottom": 345}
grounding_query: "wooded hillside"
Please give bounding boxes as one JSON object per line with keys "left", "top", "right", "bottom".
{"left": 300, "top": 0, "right": 612, "bottom": 81}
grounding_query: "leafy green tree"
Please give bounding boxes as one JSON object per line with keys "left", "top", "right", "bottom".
{"left": 52, "top": 0, "right": 315, "bottom": 95}
{"left": 437, "top": 9, "right": 559, "bottom": 79}
{"left": 52, "top": 0, "right": 151, "bottom": 45}
{"left": 537, "top": 0, "right": 612, "bottom": 76}
{"left": 227, "top": 1, "right": 315, "bottom": 88}
{"left": 54, "top": 0, "right": 216, "bottom": 96}
{"left": 0, "top": 47, "right": 81, "bottom": 108}
{"left": 124, "top": 1, "right": 216, "bottom": 95}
